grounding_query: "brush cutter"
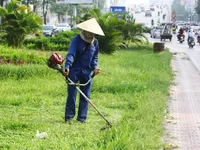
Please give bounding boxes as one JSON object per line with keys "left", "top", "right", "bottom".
{"left": 47, "top": 53, "right": 112, "bottom": 129}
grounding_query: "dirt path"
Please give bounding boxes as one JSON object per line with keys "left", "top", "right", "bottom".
{"left": 163, "top": 52, "right": 200, "bottom": 149}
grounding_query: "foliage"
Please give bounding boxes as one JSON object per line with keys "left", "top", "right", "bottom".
{"left": 0, "top": 45, "right": 173, "bottom": 149}
{"left": 95, "top": 0, "right": 106, "bottom": 11}
{"left": 79, "top": 8, "right": 148, "bottom": 54}
{"left": 172, "top": 0, "right": 187, "bottom": 21}
{"left": 50, "top": 3, "right": 70, "bottom": 15}
{"left": 115, "top": 19, "right": 148, "bottom": 47}
{"left": 50, "top": 3, "right": 72, "bottom": 23}
{"left": 96, "top": 15, "right": 124, "bottom": 54}
{"left": 195, "top": 0, "right": 200, "bottom": 18}
{"left": 50, "top": 3, "right": 91, "bottom": 24}
{"left": 0, "top": 45, "right": 47, "bottom": 64}
{"left": 0, "top": 0, "right": 43, "bottom": 48}
{"left": 24, "top": 29, "right": 79, "bottom": 51}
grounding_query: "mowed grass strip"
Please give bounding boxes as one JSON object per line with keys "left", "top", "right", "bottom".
{"left": 0, "top": 45, "right": 173, "bottom": 150}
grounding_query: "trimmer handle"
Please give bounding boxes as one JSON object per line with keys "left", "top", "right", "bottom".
{"left": 91, "top": 72, "right": 95, "bottom": 78}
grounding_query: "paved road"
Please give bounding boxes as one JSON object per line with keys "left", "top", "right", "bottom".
{"left": 148, "top": 33, "right": 200, "bottom": 71}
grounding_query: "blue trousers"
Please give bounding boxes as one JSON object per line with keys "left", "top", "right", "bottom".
{"left": 65, "top": 69, "right": 92, "bottom": 121}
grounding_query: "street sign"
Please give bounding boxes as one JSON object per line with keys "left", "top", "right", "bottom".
{"left": 56, "top": 0, "right": 92, "bottom": 4}
{"left": 110, "top": 6, "right": 126, "bottom": 12}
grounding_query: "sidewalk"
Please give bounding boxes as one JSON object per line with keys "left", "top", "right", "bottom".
{"left": 163, "top": 49, "right": 200, "bottom": 149}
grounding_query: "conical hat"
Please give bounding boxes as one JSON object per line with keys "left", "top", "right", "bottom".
{"left": 76, "top": 18, "right": 105, "bottom": 36}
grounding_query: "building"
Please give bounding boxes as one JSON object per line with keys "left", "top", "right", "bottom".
{"left": 149, "top": 0, "right": 173, "bottom": 6}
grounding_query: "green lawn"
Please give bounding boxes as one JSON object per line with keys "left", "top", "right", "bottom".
{"left": 0, "top": 44, "right": 173, "bottom": 150}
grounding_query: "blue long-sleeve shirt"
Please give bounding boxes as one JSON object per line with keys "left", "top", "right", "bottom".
{"left": 65, "top": 35, "right": 99, "bottom": 70}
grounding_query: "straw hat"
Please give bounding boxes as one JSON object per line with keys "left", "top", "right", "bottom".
{"left": 76, "top": 18, "right": 105, "bottom": 36}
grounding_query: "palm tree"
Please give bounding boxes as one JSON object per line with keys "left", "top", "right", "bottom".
{"left": 97, "top": 14, "right": 124, "bottom": 54}
{"left": 79, "top": 8, "right": 148, "bottom": 54}
{"left": 0, "top": 0, "right": 43, "bottom": 48}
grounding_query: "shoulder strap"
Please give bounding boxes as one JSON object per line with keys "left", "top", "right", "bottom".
{"left": 78, "top": 34, "right": 93, "bottom": 57}
{"left": 72, "top": 35, "right": 91, "bottom": 65}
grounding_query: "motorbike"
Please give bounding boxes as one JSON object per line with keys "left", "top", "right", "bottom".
{"left": 188, "top": 37, "right": 195, "bottom": 48}
{"left": 178, "top": 34, "right": 185, "bottom": 43}
{"left": 172, "top": 27, "right": 176, "bottom": 34}
{"left": 197, "top": 36, "right": 200, "bottom": 45}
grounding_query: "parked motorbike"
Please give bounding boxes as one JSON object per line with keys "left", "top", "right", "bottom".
{"left": 188, "top": 37, "right": 195, "bottom": 48}
{"left": 197, "top": 36, "right": 200, "bottom": 45}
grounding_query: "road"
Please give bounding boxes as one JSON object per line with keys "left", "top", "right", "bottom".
{"left": 133, "top": 4, "right": 200, "bottom": 69}
{"left": 148, "top": 33, "right": 200, "bottom": 70}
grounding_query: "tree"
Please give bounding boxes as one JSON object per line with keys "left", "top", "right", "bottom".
{"left": 98, "top": 0, "right": 106, "bottom": 11}
{"left": 195, "top": 0, "right": 200, "bottom": 21}
{"left": 50, "top": 3, "right": 72, "bottom": 23}
{"left": 0, "top": 0, "right": 43, "bottom": 48}
{"left": 93, "top": 0, "right": 106, "bottom": 11}
{"left": 172, "top": 0, "right": 187, "bottom": 21}
{"left": 80, "top": 9, "right": 147, "bottom": 54}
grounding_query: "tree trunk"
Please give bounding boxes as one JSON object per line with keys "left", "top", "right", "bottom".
{"left": 0, "top": 0, "right": 3, "bottom": 7}
{"left": 153, "top": 42, "right": 165, "bottom": 53}
{"left": 43, "top": 0, "right": 46, "bottom": 24}
{"left": 44, "top": 12, "right": 47, "bottom": 24}
{"left": 26, "top": 0, "right": 30, "bottom": 6}
{"left": 33, "top": 5, "right": 36, "bottom": 12}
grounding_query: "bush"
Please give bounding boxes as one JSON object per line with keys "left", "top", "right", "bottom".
{"left": 0, "top": 45, "right": 47, "bottom": 64}
{"left": 24, "top": 30, "right": 79, "bottom": 51}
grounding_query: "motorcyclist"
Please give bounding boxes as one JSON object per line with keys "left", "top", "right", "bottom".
{"left": 187, "top": 29, "right": 195, "bottom": 43}
{"left": 172, "top": 25, "right": 176, "bottom": 34}
{"left": 197, "top": 28, "right": 200, "bottom": 36}
{"left": 197, "top": 28, "right": 200, "bottom": 43}
{"left": 177, "top": 27, "right": 184, "bottom": 41}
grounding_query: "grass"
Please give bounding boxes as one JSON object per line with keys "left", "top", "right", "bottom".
{"left": 0, "top": 44, "right": 173, "bottom": 149}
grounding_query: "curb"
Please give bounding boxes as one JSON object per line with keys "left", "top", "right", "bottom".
{"left": 166, "top": 46, "right": 200, "bottom": 76}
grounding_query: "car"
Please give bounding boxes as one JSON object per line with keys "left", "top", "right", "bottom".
{"left": 145, "top": 10, "right": 152, "bottom": 17}
{"left": 56, "top": 23, "right": 71, "bottom": 32}
{"left": 150, "top": 5, "right": 155, "bottom": 11}
{"left": 150, "top": 26, "right": 162, "bottom": 38}
{"left": 135, "top": 9, "right": 141, "bottom": 14}
{"left": 160, "top": 22, "right": 173, "bottom": 41}
{"left": 42, "top": 25, "right": 58, "bottom": 37}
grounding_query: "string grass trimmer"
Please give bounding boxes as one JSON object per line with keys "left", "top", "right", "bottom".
{"left": 47, "top": 53, "right": 112, "bottom": 130}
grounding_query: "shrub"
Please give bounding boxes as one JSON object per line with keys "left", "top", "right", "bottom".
{"left": 0, "top": 45, "right": 46, "bottom": 64}
{"left": 23, "top": 30, "right": 79, "bottom": 51}
{"left": 0, "top": 1, "right": 43, "bottom": 48}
